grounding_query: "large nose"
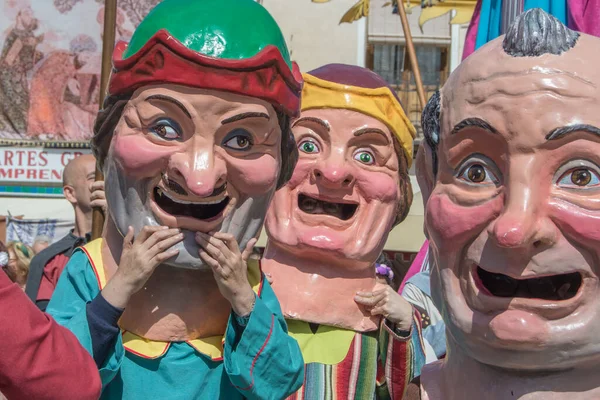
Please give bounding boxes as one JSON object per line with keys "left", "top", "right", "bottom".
{"left": 311, "top": 151, "right": 355, "bottom": 189}
{"left": 488, "top": 161, "right": 556, "bottom": 250}
{"left": 166, "top": 139, "right": 227, "bottom": 197}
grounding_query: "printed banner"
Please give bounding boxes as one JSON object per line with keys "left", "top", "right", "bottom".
{"left": 0, "top": 0, "right": 160, "bottom": 144}
{"left": 0, "top": 147, "right": 91, "bottom": 183}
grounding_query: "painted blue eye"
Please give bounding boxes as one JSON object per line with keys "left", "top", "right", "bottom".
{"left": 298, "top": 139, "right": 320, "bottom": 154}
{"left": 458, "top": 163, "right": 499, "bottom": 185}
{"left": 149, "top": 118, "right": 181, "bottom": 141}
{"left": 557, "top": 168, "right": 600, "bottom": 188}
{"left": 222, "top": 128, "right": 254, "bottom": 151}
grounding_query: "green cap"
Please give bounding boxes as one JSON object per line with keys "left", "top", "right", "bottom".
{"left": 122, "top": 0, "right": 292, "bottom": 70}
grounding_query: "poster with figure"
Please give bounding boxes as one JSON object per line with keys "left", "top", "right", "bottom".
{"left": 0, "top": 0, "right": 160, "bottom": 143}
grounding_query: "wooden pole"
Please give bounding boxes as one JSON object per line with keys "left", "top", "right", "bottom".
{"left": 397, "top": 1, "right": 427, "bottom": 111}
{"left": 92, "top": 0, "right": 118, "bottom": 240}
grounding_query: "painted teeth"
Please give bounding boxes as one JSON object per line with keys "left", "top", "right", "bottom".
{"left": 157, "top": 188, "right": 226, "bottom": 205}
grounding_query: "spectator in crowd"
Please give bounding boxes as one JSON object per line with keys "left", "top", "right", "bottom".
{"left": 374, "top": 252, "right": 442, "bottom": 364}
{"left": 32, "top": 235, "right": 51, "bottom": 254}
{"left": 400, "top": 245, "right": 446, "bottom": 363}
{"left": 5, "top": 241, "right": 33, "bottom": 290}
{"left": 25, "top": 154, "right": 106, "bottom": 310}
{"left": 0, "top": 257, "right": 102, "bottom": 399}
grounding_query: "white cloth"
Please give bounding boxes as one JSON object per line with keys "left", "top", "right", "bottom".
{"left": 6, "top": 217, "right": 74, "bottom": 246}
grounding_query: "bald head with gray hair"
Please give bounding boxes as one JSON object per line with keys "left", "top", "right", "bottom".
{"left": 502, "top": 8, "right": 579, "bottom": 57}
{"left": 421, "top": 8, "right": 580, "bottom": 174}
{"left": 415, "top": 5, "right": 600, "bottom": 384}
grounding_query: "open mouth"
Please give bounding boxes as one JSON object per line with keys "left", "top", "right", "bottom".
{"left": 297, "top": 193, "right": 358, "bottom": 221}
{"left": 477, "top": 266, "right": 582, "bottom": 301}
{"left": 153, "top": 186, "right": 229, "bottom": 220}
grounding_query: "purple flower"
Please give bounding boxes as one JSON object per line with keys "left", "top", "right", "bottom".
{"left": 375, "top": 263, "right": 394, "bottom": 280}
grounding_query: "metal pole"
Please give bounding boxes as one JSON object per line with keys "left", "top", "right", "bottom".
{"left": 397, "top": 1, "right": 427, "bottom": 110}
{"left": 92, "top": 0, "right": 118, "bottom": 240}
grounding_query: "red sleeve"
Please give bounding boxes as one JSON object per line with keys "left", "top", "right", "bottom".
{"left": 37, "top": 254, "right": 70, "bottom": 301}
{"left": 0, "top": 272, "right": 101, "bottom": 400}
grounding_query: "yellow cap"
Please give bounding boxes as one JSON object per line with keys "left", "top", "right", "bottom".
{"left": 301, "top": 73, "right": 416, "bottom": 166}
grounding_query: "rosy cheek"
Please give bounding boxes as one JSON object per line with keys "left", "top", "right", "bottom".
{"left": 550, "top": 200, "right": 600, "bottom": 244}
{"left": 354, "top": 171, "right": 398, "bottom": 202}
{"left": 227, "top": 155, "right": 279, "bottom": 195}
{"left": 112, "top": 134, "right": 172, "bottom": 176}
{"left": 286, "top": 159, "right": 314, "bottom": 189}
{"left": 426, "top": 193, "right": 503, "bottom": 250}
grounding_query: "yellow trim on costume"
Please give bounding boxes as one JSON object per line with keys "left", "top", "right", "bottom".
{"left": 81, "top": 239, "right": 264, "bottom": 360}
{"left": 247, "top": 258, "right": 263, "bottom": 294}
{"left": 121, "top": 332, "right": 171, "bottom": 359}
{"left": 120, "top": 331, "right": 225, "bottom": 361}
{"left": 301, "top": 73, "right": 416, "bottom": 166}
{"left": 186, "top": 336, "right": 225, "bottom": 360}
{"left": 286, "top": 320, "right": 356, "bottom": 365}
{"left": 82, "top": 239, "right": 107, "bottom": 288}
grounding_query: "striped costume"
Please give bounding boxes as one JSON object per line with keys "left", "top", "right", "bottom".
{"left": 286, "top": 315, "right": 426, "bottom": 400}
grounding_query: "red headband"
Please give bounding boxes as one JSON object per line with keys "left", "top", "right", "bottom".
{"left": 108, "top": 29, "right": 303, "bottom": 117}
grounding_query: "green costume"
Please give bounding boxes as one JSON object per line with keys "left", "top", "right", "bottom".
{"left": 47, "top": 1, "right": 304, "bottom": 398}
{"left": 48, "top": 241, "right": 303, "bottom": 399}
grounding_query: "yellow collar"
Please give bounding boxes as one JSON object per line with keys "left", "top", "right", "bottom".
{"left": 121, "top": 331, "right": 225, "bottom": 360}
{"left": 286, "top": 320, "right": 357, "bottom": 365}
{"left": 81, "top": 239, "right": 263, "bottom": 360}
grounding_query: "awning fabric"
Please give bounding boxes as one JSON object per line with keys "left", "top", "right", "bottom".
{"left": 408, "top": 0, "right": 477, "bottom": 27}
{"left": 312, "top": 0, "right": 477, "bottom": 26}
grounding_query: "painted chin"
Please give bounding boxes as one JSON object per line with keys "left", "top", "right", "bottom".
{"left": 148, "top": 183, "right": 238, "bottom": 233}
{"left": 455, "top": 261, "right": 598, "bottom": 347}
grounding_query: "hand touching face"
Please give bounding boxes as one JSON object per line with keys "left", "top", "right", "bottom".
{"left": 105, "top": 85, "right": 283, "bottom": 270}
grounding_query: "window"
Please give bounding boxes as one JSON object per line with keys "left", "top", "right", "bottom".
{"left": 368, "top": 43, "right": 449, "bottom": 139}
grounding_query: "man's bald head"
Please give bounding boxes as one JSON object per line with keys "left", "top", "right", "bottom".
{"left": 417, "top": 9, "right": 600, "bottom": 372}
{"left": 63, "top": 154, "right": 96, "bottom": 186}
{"left": 62, "top": 154, "right": 96, "bottom": 213}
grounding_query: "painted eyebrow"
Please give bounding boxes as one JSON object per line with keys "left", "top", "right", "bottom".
{"left": 353, "top": 127, "right": 390, "bottom": 144}
{"left": 546, "top": 124, "right": 600, "bottom": 140}
{"left": 451, "top": 118, "right": 499, "bottom": 135}
{"left": 221, "top": 112, "right": 270, "bottom": 125}
{"left": 292, "top": 117, "right": 330, "bottom": 131}
{"left": 145, "top": 94, "right": 192, "bottom": 119}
